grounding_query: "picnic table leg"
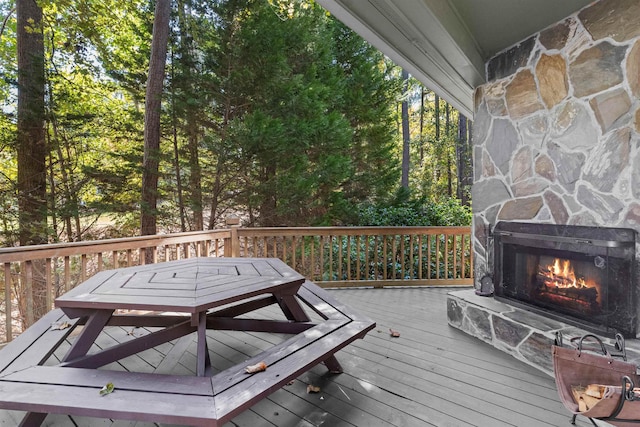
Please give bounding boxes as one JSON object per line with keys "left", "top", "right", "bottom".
{"left": 276, "top": 294, "right": 310, "bottom": 322}
{"left": 18, "top": 411, "right": 47, "bottom": 426}
{"left": 195, "top": 311, "right": 210, "bottom": 376}
{"left": 61, "top": 309, "right": 114, "bottom": 362}
{"left": 323, "top": 355, "right": 343, "bottom": 374}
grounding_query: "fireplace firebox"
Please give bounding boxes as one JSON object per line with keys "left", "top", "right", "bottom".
{"left": 493, "top": 222, "right": 638, "bottom": 337}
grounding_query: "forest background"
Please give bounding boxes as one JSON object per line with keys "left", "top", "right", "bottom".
{"left": 0, "top": 0, "right": 473, "bottom": 249}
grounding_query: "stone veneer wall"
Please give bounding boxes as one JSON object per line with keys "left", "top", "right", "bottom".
{"left": 472, "top": 0, "right": 640, "bottom": 289}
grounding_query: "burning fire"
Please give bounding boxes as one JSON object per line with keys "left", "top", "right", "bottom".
{"left": 537, "top": 257, "right": 600, "bottom": 306}
{"left": 544, "top": 258, "right": 587, "bottom": 288}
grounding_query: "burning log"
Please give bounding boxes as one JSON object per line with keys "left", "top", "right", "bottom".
{"left": 537, "top": 264, "right": 598, "bottom": 305}
{"left": 540, "top": 281, "right": 598, "bottom": 303}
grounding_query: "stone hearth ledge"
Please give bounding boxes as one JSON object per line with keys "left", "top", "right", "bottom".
{"left": 447, "top": 289, "right": 640, "bottom": 376}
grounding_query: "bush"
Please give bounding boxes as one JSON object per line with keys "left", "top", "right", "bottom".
{"left": 355, "top": 190, "right": 470, "bottom": 226}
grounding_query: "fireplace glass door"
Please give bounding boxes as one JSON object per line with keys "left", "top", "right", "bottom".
{"left": 493, "top": 222, "right": 637, "bottom": 336}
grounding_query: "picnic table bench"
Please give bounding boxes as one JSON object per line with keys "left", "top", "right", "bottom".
{"left": 0, "top": 258, "right": 375, "bottom": 426}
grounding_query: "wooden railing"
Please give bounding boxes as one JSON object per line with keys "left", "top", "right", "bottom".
{"left": 234, "top": 226, "right": 473, "bottom": 287}
{"left": 0, "top": 225, "right": 472, "bottom": 343}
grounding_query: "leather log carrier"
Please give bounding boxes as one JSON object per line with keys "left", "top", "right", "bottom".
{"left": 553, "top": 333, "right": 640, "bottom": 426}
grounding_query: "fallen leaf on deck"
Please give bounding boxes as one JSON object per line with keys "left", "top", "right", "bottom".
{"left": 245, "top": 361, "right": 267, "bottom": 373}
{"left": 307, "top": 385, "right": 321, "bottom": 393}
{"left": 99, "top": 382, "right": 115, "bottom": 396}
{"left": 50, "top": 321, "right": 71, "bottom": 331}
{"left": 389, "top": 328, "right": 401, "bottom": 337}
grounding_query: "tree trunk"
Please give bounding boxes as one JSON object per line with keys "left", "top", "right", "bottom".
{"left": 17, "top": 0, "right": 47, "bottom": 323}
{"left": 188, "top": 131, "right": 203, "bottom": 230}
{"left": 434, "top": 94, "right": 440, "bottom": 141}
{"left": 171, "top": 95, "right": 187, "bottom": 232}
{"left": 445, "top": 102, "right": 452, "bottom": 197}
{"left": 17, "top": 0, "right": 46, "bottom": 246}
{"left": 434, "top": 94, "right": 440, "bottom": 184}
{"left": 141, "top": 0, "right": 171, "bottom": 242}
{"left": 460, "top": 116, "right": 473, "bottom": 206}
{"left": 419, "top": 86, "right": 425, "bottom": 165}
{"left": 176, "top": 0, "right": 203, "bottom": 231}
{"left": 456, "top": 114, "right": 468, "bottom": 201}
{"left": 401, "top": 69, "right": 410, "bottom": 189}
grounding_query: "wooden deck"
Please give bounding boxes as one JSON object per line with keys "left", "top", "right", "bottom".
{"left": 0, "top": 287, "right": 600, "bottom": 427}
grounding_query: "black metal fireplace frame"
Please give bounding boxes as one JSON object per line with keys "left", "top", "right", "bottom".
{"left": 493, "top": 221, "right": 638, "bottom": 337}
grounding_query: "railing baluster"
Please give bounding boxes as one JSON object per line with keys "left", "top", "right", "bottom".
{"left": 291, "top": 236, "right": 297, "bottom": 271}
{"left": 46, "top": 258, "right": 52, "bottom": 311}
{"left": 432, "top": 234, "right": 437, "bottom": 279}
{"left": 320, "top": 236, "right": 325, "bottom": 281}
{"left": 391, "top": 236, "right": 396, "bottom": 279}
{"left": 409, "top": 234, "right": 414, "bottom": 279}
{"left": 444, "top": 235, "right": 449, "bottom": 279}
{"left": 25, "top": 260, "right": 33, "bottom": 327}
{"left": 346, "top": 235, "right": 350, "bottom": 281}
{"left": 453, "top": 235, "right": 458, "bottom": 278}
{"left": 300, "top": 236, "right": 305, "bottom": 276}
{"left": 460, "top": 234, "right": 466, "bottom": 279}
{"left": 400, "top": 234, "right": 405, "bottom": 279}
{"left": 81, "top": 254, "right": 87, "bottom": 282}
{"left": 356, "top": 235, "right": 361, "bottom": 281}
{"left": 283, "top": 237, "right": 288, "bottom": 265}
{"left": 310, "top": 237, "right": 315, "bottom": 281}
{"left": 469, "top": 234, "right": 474, "bottom": 279}
{"left": 373, "top": 236, "right": 379, "bottom": 282}
{"left": 382, "top": 236, "right": 387, "bottom": 281}
{"left": 418, "top": 235, "right": 423, "bottom": 280}
{"left": 339, "top": 235, "right": 344, "bottom": 281}
{"left": 363, "top": 235, "right": 369, "bottom": 280}
{"left": 64, "top": 256, "right": 71, "bottom": 292}
{"left": 327, "top": 236, "right": 332, "bottom": 281}
{"left": 5, "top": 262, "right": 11, "bottom": 342}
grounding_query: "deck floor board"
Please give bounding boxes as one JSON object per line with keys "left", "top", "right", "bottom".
{"left": 1, "top": 287, "right": 606, "bottom": 426}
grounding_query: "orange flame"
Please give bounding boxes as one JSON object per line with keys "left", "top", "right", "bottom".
{"left": 546, "top": 258, "right": 587, "bottom": 288}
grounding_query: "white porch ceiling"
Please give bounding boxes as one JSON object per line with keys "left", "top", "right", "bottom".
{"left": 318, "top": 0, "right": 593, "bottom": 117}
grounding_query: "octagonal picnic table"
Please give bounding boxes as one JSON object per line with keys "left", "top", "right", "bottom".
{"left": 0, "top": 257, "right": 376, "bottom": 426}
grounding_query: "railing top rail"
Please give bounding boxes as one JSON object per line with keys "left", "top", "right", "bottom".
{"left": 0, "top": 225, "right": 472, "bottom": 264}
{"left": 0, "top": 229, "right": 232, "bottom": 263}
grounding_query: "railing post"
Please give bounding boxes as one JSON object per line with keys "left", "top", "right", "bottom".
{"left": 225, "top": 216, "right": 241, "bottom": 257}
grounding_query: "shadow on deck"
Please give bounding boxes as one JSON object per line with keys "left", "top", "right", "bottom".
{"left": 0, "top": 287, "right": 598, "bottom": 427}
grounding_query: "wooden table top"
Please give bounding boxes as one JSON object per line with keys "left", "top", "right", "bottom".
{"left": 55, "top": 257, "right": 305, "bottom": 314}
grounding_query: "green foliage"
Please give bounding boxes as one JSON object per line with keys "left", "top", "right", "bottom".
{"left": 0, "top": 0, "right": 471, "bottom": 245}
{"left": 207, "top": 0, "right": 398, "bottom": 227}
{"left": 356, "top": 188, "right": 471, "bottom": 226}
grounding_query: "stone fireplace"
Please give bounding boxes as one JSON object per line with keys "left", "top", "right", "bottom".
{"left": 493, "top": 221, "right": 637, "bottom": 336}
{"left": 447, "top": 0, "right": 640, "bottom": 375}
